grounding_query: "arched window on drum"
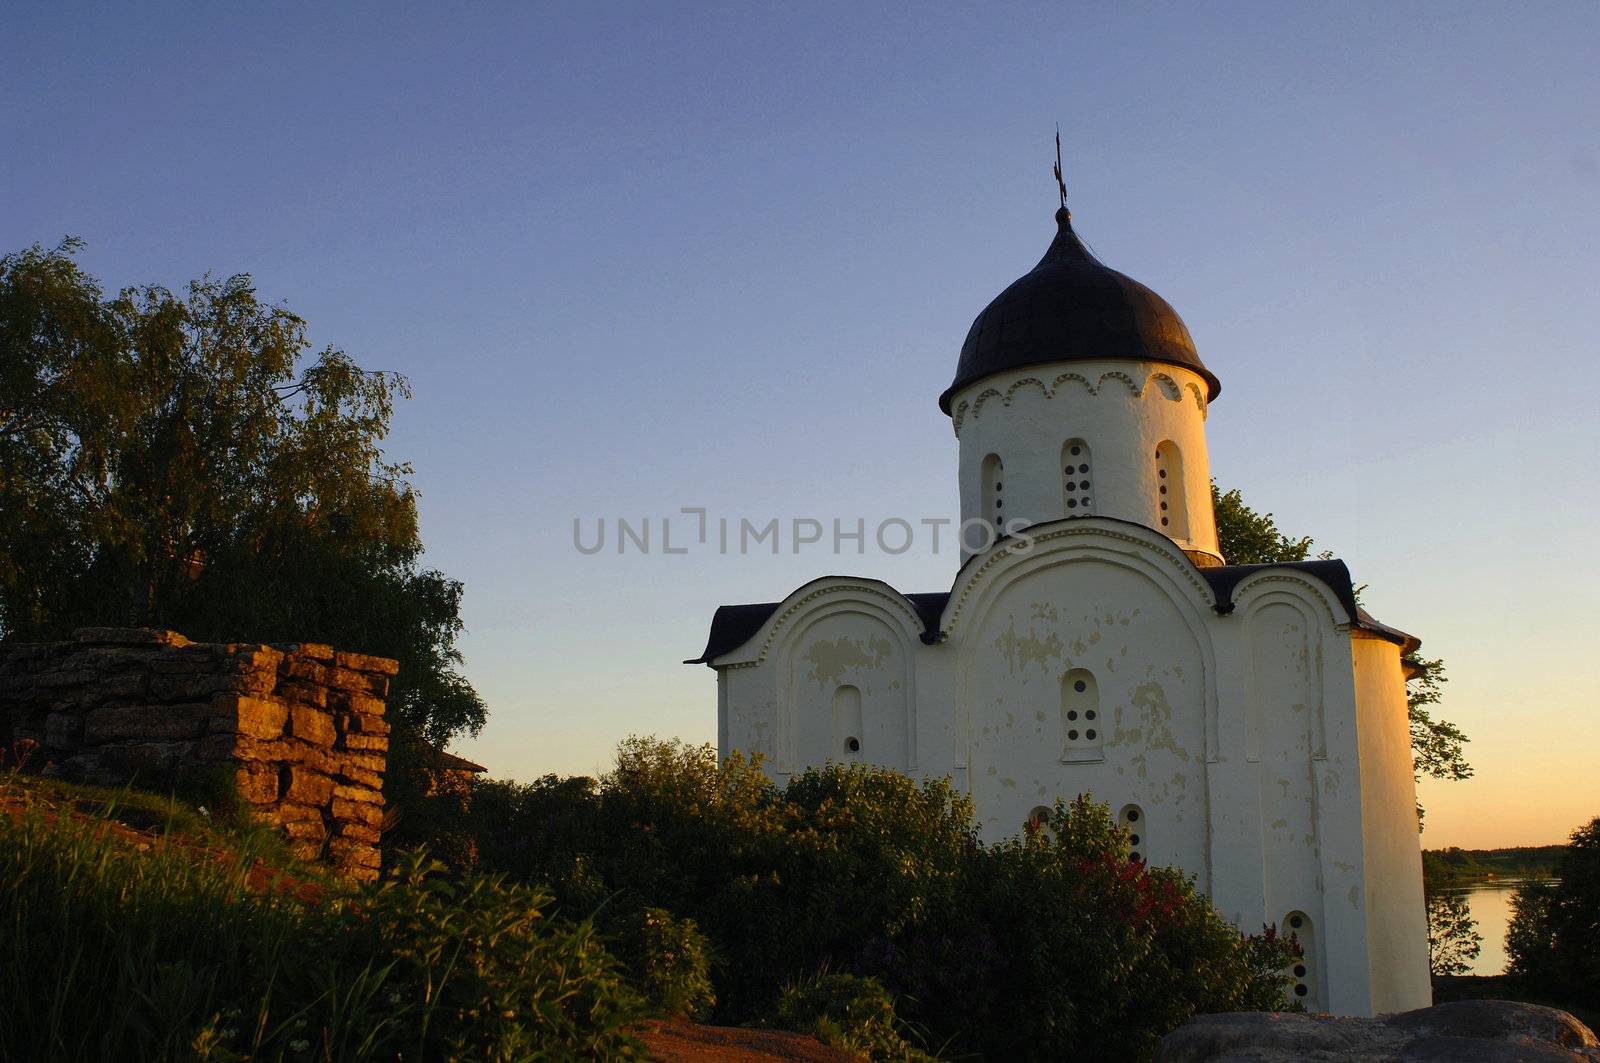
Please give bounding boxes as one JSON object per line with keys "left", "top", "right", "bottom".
{"left": 1062, "top": 438, "right": 1092, "bottom": 516}
{"left": 1154, "top": 440, "right": 1189, "bottom": 539}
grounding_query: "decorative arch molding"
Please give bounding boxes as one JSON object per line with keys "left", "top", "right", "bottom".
{"left": 950, "top": 366, "right": 1209, "bottom": 436}
{"left": 940, "top": 519, "right": 1217, "bottom": 636}
{"left": 1228, "top": 571, "right": 1354, "bottom": 633}
{"left": 775, "top": 600, "right": 919, "bottom": 774}
{"left": 714, "top": 577, "right": 929, "bottom": 671}
{"left": 1235, "top": 589, "right": 1333, "bottom": 764}
{"left": 1149, "top": 372, "right": 1183, "bottom": 400}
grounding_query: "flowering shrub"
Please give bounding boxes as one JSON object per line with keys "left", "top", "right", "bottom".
{"left": 887, "top": 795, "right": 1295, "bottom": 1060}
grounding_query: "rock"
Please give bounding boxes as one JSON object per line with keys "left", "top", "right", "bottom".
{"left": 331, "top": 797, "right": 385, "bottom": 826}
{"left": 216, "top": 694, "right": 289, "bottom": 739}
{"left": 334, "top": 821, "right": 381, "bottom": 845}
{"left": 235, "top": 765, "right": 279, "bottom": 804}
{"left": 1156, "top": 1002, "right": 1600, "bottom": 1063}
{"left": 347, "top": 711, "right": 389, "bottom": 733}
{"left": 327, "top": 667, "right": 386, "bottom": 697}
{"left": 1387, "top": 1001, "right": 1600, "bottom": 1051}
{"left": 73, "top": 628, "right": 192, "bottom": 648}
{"left": 281, "top": 818, "right": 328, "bottom": 842}
{"left": 273, "top": 642, "right": 335, "bottom": 661}
{"left": 276, "top": 679, "right": 327, "bottom": 708}
{"left": 288, "top": 705, "right": 336, "bottom": 747}
{"left": 44, "top": 712, "right": 83, "bottom": 750}
{"left": 338, "top": 766, "right": 383, "bottom": 790}
{"left": 83, "top": 704, "right": 209, "bottom": 743}
{"left": 281, "top": 766, "right": 336, "bottom": 805}
{"left": 332, "top": 783, "right": 383, "bottom": 805}
{"left": 334, "top": 650, "right": 400, "bottom": 677}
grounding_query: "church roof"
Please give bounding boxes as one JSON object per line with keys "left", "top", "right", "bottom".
{"left": 686, "top": 557, "right": 1417, "bottom": 665}
{"left": 685, "top": 591, "right": 947, "bottom": 665}
{"left": 939, "top": 208, "right": 1220, "bottom": 413}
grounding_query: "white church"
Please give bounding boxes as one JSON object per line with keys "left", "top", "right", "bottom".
{"left": 689, "top": 192, "right": 1432, "bottom": 1016}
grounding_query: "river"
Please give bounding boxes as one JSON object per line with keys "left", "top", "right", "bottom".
{"left": 1446, "top": 879, "right": 1555, "bottom": 975}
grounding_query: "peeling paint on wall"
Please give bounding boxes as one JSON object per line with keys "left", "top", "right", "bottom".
{"left": 804, "top": 636, "right": 891, "bottom": 686}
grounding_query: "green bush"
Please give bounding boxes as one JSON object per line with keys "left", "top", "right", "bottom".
{"left": 770, "top": 972, "right": 936, "bottom": 1063}
{"left": 1507, "top": 816, "right": 1600, "bottom": 1002}
{"left": 464, "top": 737, "right": 1294, "bottom": 1060}
{"left": 623, "top": 908, "right": 716, "bottom": 1020}
{"left": 0, "top": 782, "right": 649, "bottom": 1062}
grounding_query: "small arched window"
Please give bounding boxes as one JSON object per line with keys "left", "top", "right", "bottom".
{"left": 832, "top": 685, "right": 862, "bottom": 760}
{"left": 1060, "top": 668, "right": 1104, "bottom": 762}
{"left": 1062, "top": 439, "right": 1092, "bottom": 516}
{"left": 1283, "top": 911, "right": 1320, "bottom": 1010}
{"left": 1120, "top": 804, "right": 1146, "bottom": 864}
{"left": 981, "top": 453, "right": 1005, "bottom": 536}
{"left": 1154, "top": 440, "right": 1190, "bottom": 539}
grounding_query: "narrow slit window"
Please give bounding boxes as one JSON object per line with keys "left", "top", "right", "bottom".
{"left": 1283, "top": 911, "right": 1320, "bottom": 1011}
{"left": 832, "top": 685, "right": 862, "bottom": 760}
{"left": 981, "top": 453, "right": 1005, "bottom": 537}
{"left": 1120, "top": 804, "right": 1146, "bottom": 864}
{"left": 1062, "top": 438, "right": 1092, "bottom": 516}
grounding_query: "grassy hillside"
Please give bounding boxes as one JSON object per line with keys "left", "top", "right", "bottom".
{"left": 0, "top": 770, "right": 649, "bottom": 1062}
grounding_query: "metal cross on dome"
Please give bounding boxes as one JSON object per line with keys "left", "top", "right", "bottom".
{"left": 1053, "top": 125, "right": 1068, "bottom": 210}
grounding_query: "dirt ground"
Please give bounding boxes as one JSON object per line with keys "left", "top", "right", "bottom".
{"left": 637, "top": 1020, "right": 861, "bottom": 1062}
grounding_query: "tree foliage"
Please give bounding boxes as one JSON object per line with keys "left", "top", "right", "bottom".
{"left": 1210, "top": 482, "right": 1472, "bottom": 803}
{"left": 1421, "top": 852, "right": 1483, "bottom": 976}
{"left": 1506, "top": 816, "right": 1600, "bottom": 1001}
{"left": 1212, "top": 485, "right": 1314, "bottom": 565}
{"left": 0, "top": 239, "right": 484, "bottom": 757}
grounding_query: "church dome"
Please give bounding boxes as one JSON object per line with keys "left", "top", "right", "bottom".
{"left": 939, "top": 208, "right": 1220, "bottom": 412}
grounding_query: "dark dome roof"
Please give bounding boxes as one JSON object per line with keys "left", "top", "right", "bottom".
{"left": 939, "top": 208, "right": 1219, "bottom": 413}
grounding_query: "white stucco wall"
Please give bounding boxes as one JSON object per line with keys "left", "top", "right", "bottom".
{"left": 1352, "top": 633, "right": 1433, "bottom": 1013}
{"left": 949, "top": 362, "right": 1220, "bottom": 564}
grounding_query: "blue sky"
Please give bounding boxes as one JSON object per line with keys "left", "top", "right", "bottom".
{"left": 5, "top": 3, "right": 1597, "bottom": 847}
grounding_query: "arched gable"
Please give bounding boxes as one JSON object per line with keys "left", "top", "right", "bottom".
{"left": 718, "top": 578, "right": 926, "bottom": 775}
{"left": 942, "top": 518, "right": 1220, "bottom": 760}
{"left": 709, "top": 576, "right": 928, "bottom": 669}
{"left": 939, "top": 519, "right": 1219, "bottom": 880}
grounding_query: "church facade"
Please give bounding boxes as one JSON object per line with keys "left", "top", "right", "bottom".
{"left": 690, "top": 200, "right": 1431, "bottom": 1016}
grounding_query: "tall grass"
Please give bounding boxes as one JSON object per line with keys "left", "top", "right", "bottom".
{"left": 0, "top": 776, "right": 648, "bottom": 1062}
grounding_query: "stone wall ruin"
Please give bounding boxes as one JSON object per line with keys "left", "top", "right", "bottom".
{"left": 0, "top": 628, "right": 394, "bottom": 880}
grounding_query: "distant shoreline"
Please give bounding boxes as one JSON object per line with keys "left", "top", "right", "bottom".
{"left": 1425, "top": 844, "right": 1565, "bottom": 886}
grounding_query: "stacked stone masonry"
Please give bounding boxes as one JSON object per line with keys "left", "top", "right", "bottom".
{"left": 0, "top": 628, "right": 395, "bottom": 881}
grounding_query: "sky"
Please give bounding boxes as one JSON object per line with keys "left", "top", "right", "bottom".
{"left": 4, "top": 3, "right": 1597, "bottom": 849}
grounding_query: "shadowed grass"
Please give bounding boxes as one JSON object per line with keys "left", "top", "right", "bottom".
{"left": 0, "top": 771, "right": 649, "bottom": 1062}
